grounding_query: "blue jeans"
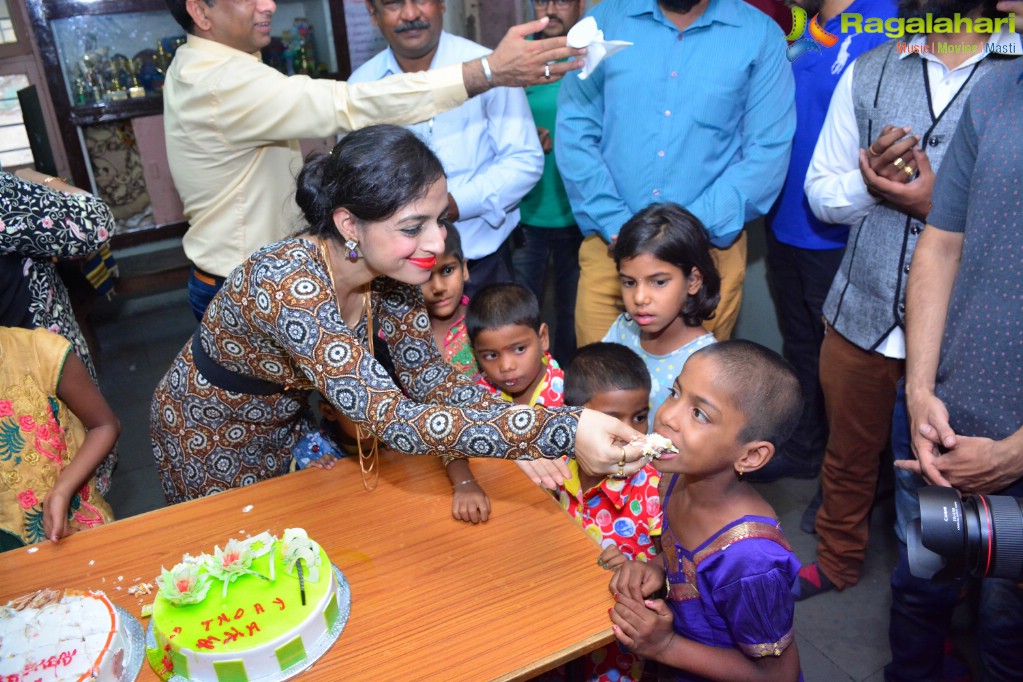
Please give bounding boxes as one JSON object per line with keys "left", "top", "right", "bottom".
{"left": 188, "top": 267, "right": 225, "bottom": 322}
{"left": 886, "top": 382, "right": 1023, "bottom": 681}
{"left": 512, "top": 224, "right": 583, "bottom": 363}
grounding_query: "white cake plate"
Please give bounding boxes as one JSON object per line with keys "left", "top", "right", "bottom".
{"left": 147, "top": 564, "right": 351, "bottom": 682}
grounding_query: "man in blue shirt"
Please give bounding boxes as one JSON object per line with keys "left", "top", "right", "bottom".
{"left": 556, "top": 0, "right": 795, "bottom": 345}
{"left": 753, "top": 0, "right": 895, "bottom": 493}
{"left": 350, "top": 0, "right": 543, "bottom": 295}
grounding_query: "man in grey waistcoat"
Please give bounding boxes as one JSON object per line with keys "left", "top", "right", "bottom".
{"left": 797, "top": 0, "right": 1021, "bottom": 601}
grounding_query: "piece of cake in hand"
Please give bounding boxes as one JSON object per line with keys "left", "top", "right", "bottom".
{"left": 633, "top": 432, "right": 679, "bottom": 459}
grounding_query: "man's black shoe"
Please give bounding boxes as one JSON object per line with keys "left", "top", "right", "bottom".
{"left": 746, "top": 455, "right": 818, "bottom": 483}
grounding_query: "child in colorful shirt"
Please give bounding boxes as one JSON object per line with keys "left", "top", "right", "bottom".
{"left": 561, "top": 342, "right": 663, "bottom": 681}
{"left": 468, "top": 283, "right": 564, "bottom": 407}
{"left": 443, "top": 283, "right": 564, "bottom": 523}
{"left": 421, "top": 224, "right": 479, "bottom": 381}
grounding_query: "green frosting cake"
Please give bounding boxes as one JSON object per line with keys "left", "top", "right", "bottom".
{"left": 147, "top": 529, "right": 340, "bottom": 681}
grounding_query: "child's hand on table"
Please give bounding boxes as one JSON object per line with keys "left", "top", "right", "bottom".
{"left": 610, "top": 592, "right": 676, "bottom": 661}
{"left": 292, "top": 430, "right": 343, "bottom": 470}
{"left": 42, "top": 489, "right": 74, "bottom": 543}
{"left": 452, "top": 481, "right": 491, "bottom": 524}
{"left": 305, "top": 453, "right": 338, "bottom": 470}
{"left": 609, "top": 557, "right": 665, "bottom": 602}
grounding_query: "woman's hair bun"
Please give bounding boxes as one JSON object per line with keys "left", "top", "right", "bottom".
{"left": 295, "top": 152, "right": 333, "bottom": 230}
{"left": 294, "top": 125, "right": 446, "bottom": 240}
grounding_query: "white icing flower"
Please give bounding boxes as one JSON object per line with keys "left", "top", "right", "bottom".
{"left": 244, "top": 531, "right": 277, "bottom": 558}
{"left": 282, "top": 528, "right": 321, "bottom": 584}
{"left": 205, "top": 538, "right": 262, "bottom": 597}
{"left": 205, "top": 538, "right": 254, "bottom": 579}
{"left": 156, "top": 562, "right": 212, "bottom": 606}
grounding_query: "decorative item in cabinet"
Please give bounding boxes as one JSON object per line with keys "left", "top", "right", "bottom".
{"left": 81, "top": 114, "right": 184, "bottom": 235}
{"left": 83, "top": 120, "right": 153, "bottom": 231}
{"left": 24, "top": 0, "right": 193, "bottom": 191}
{"left": 50, "top": 11, "right": 185, "bottom": 111}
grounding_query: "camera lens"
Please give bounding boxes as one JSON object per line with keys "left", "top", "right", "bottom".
{"left": 910, "top": 487, "right": 969, "bottom": 579}
{"left": 910, "top": 486, "right": 1023, "bottom": 580}
{"left": 987, "top": 494, "right": 1023, "bottom": 578}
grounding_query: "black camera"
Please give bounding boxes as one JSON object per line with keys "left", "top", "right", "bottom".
{"left": 908, "top": 486, "right": 1023, "bottom": 580}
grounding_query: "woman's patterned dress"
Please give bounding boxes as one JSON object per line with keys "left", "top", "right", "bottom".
{"left": 151, "top": 239, "right": 582, "bottom": 503}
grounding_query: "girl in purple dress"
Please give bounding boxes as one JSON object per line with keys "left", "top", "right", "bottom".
{"left": 608, "top": 341, "right": 804, "bottom": 682}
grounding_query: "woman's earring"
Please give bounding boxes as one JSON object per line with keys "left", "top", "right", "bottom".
{"left": 344, "top": 239, "right": 361, "bottom": 260}
{"left": 736, "top": 467, "right": 744, "bottom": 481}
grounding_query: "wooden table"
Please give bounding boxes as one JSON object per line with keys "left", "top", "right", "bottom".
{"left": 0, "top": 453, "right": 616, "bottom": 680}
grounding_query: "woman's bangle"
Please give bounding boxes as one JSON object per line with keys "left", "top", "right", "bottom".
{"left": 453, "top": 478, "right": 477, "bottom": 488}
{"left": 480, "top": 56, "right": 494, "bottom": 86}
{"left": 42, "top": 176, "right": 58, "bottom": 185}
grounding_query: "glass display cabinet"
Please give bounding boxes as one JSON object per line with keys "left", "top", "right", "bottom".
{"left": 25, "top": 0, "right": 353, "bottom": 243}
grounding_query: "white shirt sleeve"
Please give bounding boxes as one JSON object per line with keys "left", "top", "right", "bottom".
{"left": 447, "top": 85, "right": 543, "bottom": 226}
{"left": 804, "top": 63, "right": 880, "bottom": 225}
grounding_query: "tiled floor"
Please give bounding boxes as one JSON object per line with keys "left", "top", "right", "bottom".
{"left": 91, "top": 288, "right": 195, "bottom": 519}
{"left": 90, "top": 285, "right": 923, "bottom": 681}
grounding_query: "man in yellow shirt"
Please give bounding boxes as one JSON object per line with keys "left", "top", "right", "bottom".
{"left": 165, "top": 0, "right": 579, "bottom": 319}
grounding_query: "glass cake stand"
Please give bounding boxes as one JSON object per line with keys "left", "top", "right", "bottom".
{"left": 118, "top": 605, "right": 146, "bottom": 681}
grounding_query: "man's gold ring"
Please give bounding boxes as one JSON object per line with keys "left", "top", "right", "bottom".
{"left": 544, "top": 63, "right": 551, "bottom": 80}
{"left": 618, "top": 445, "right": 627, "bottom": 466}
{"left": 893, "top": 156, "right": 906, "bottom": 168}
{"left": 867, "top": 144, "right": 881, "bottom": 157}
{"left": 903, "top": 165, "right": 915, "bottom": 177}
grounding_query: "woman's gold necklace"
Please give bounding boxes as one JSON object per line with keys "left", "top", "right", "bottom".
{"left": 318, "top": 238, "right": 379, "bottom": 491}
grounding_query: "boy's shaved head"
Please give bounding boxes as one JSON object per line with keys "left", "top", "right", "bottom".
{"left": 693, "top": 340, "right": 803, "bottom": 447}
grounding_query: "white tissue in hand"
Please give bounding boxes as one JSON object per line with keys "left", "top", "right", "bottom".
{"left": 566, "top": 16, "right": 633, "bottom": 80}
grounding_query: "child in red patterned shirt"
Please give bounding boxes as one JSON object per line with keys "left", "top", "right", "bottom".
{"left": 468, "top": 283, "right": 563, "bottom": 407}
{"left": 560, "top": 342, "right": 662, "bottom": 682}
{"left": 441, "top": 283, "right": 565, "bottom": 524}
